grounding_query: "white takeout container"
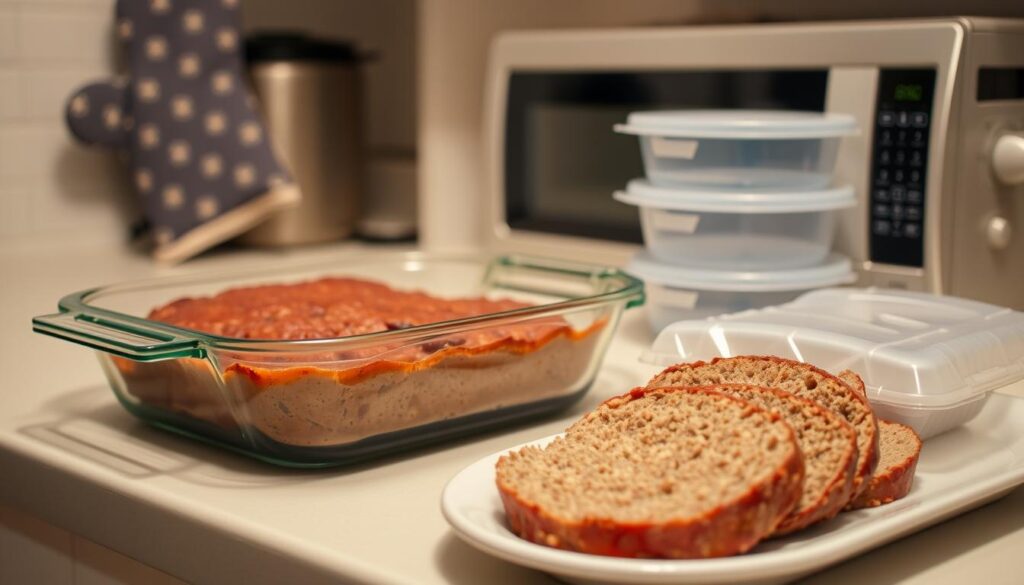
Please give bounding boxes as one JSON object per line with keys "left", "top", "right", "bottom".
{"left": 614, "top": 110, "right": 858, "bottom": 190}
{"left": 615, "top": 179, "right": 855, "bottom": 270}
{"left": 641, "top": 288, "right": 1024, "bottom": 439}
{"left": 626, "top": 251, "right": 856, "bottom": 333}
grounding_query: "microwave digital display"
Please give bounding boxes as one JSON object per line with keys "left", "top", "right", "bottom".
{"left": 894, "top": 83, "right": 925, "bottom": 102}
{"left": 868, "top": 68, "right": 936, "bottom": 268}
{"left": 504, "top": 70, "right": 830, "bottom": 242}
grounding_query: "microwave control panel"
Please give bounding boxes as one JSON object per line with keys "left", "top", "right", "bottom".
{"left": 868, "top": 69, "right": 937, "bottom": 268}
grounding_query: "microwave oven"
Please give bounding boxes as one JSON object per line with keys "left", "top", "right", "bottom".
{"left": 482, "top": 17, "right": 1024, "bottom": 308}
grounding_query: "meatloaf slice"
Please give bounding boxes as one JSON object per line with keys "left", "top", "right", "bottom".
{"left": 647, "top": 356, "right": 879, "bottom": 501}
{"left": 495, "top": 386, "right": 805, "bottom": 558}
{"left": 848, "top": 420, "right": 922, "bottom": 509}
{"left": 711, "top": 384, "right": 858, "bottom": 535}
{"left": 838, "top": 370, "right": 867, "bottom": 397}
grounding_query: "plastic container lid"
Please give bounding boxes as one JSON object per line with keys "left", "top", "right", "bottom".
{"left": 627, "top": 251, "right": 855, "bottom": 292}
{"left": 614, "top": 179, "right": 856, "bottom": 213}
{"left": 614, "top": 110, "right": 859, "bottom": 139}
{"left": 641, "top": 288, "right": 1024, "bottom": 411}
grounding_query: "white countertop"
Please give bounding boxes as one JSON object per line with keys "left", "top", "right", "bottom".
{"left": 1, "top": 239, "right": 1022, "bottom": 585}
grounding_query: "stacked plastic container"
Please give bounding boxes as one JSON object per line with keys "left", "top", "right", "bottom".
{"left": 614, "top": 110, "right": 860, "bottom": 332}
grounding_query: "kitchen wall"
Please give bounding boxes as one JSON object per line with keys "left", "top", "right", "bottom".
{"left": 0, "top": 0, "right": 415, "bottom": 247}
{"left": 5, "top": 1, "right": 1022, "bottom": 251}
{"left": 417, "top": 0, "right": 1024, "bottom": 252}
{"left": 0, "top": 0, "right": 130, "bottom": 246}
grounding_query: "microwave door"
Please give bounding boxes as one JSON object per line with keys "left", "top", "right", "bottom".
{"left": 501, "top": 69, "right": 830, "bottom": 252}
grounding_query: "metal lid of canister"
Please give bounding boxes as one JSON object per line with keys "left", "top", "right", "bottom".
{"left": 245, "top": 32, "right": 363, "bottom": 64}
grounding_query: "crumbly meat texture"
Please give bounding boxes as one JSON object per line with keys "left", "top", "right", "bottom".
{"left": 495, "top": 386, "right": 805, "bottom": 559}
{"left": 710, "top": 384, "right": 858, "bottom": 535}
{"left": 838, "top": 370, "right": 867, "bottom": 398}
{"left": 647, "top": 356, "right": 879, "bottom": 502}
{"left": 848, "top": 420, "right": 922, "bottom": 509}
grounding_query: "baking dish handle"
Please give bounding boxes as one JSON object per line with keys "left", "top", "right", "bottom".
{"left": 32, "top": 311, "right": 202, "bottom": 361}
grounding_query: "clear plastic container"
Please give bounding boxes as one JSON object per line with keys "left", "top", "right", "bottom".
{"left": 626, "top": 252, "right": 851, "bottom": 333}
{"left": 32, "top": 253, "right": 643, "bottom": 467}
{"left": 641, "top": 288, "right": 1024, "bottom": 438}
{"left": 614, "top": 110, "right": 858, "bottom": 190}
{"left": 627, "top": 251, "right": 855, "bottom": 332}
{"left": 614, "top": 179, "right": 855, "bottom": 270}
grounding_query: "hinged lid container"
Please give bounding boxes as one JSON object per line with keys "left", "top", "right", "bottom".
{"left": 642, "top": 288, "right": 1024, "bottom": 437}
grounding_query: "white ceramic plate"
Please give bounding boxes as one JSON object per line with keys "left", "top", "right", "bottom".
{"left": 441, "top": 393, "right": 1024, "bottom": 585}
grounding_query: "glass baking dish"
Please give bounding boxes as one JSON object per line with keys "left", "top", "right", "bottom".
{"left": 32, "top": 252, "right": 643, "bottom": 467}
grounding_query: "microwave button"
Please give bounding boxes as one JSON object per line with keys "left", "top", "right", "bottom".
{"left": 906, "top": 206, "right": 922, "bottom": 221}
{"left": 892, "top": 204, "right": 905, "bottom": 220}
{"left": 879, "top": 150, "right": 892, "bottom": 165}
{"left": 911, "top": 129, "right": 925, "bottom": 145}
{"left": 878, "top": 111, "right": 896, "bottom": 127}
{"left": 904, "top": 223, "right": 921, "bottom": 238}
{"left": 907, "top": 189, "right": 922, "bottom": 203}
{"left": 877, "top": 168, "right": 890, "bottom": 184}
{"left": 896, "top": 129, "right": 908, "bottom": 145}
{"left": 891, "top": 186, "right": 906, "bottom": 202}
{"left": 874, "top": 203, "right": 891, "bottom": 217}
{"left": 894, "top": 169, "right": 906, "bottom": 183}
{"left": 910, "top": 150, "right": 924, "bottom": 166}
{"left": 894, "top": 150, "right": 907, "bottom": 165}
{"left": 879, "top": 129, "right": 893, "bottom": 145}
{"left": 896, "top": 111, "right": 911, "bottom": 127}
{"left": 874, "top": 220, "right": 892, "bottom": 236}
{"left": 909, "top": 170, "right": 922, "bottom": 185}
{"left": 875, "top": 188, "right": 890, "bottom": 202}
{"left": 912, "top": 112, "right": 929, "bottom": 127}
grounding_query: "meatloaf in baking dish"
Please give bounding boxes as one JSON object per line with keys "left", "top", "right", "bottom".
{"left": 114, "top": 277, "right": 605, "bottom": 449}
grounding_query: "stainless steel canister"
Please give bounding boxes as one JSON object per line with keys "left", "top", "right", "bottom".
{"left": 239, "top": 33, "right": 364, "bottom": 246}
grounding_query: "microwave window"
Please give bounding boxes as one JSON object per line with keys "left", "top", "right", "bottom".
{"left": 504, "top": 70, "right": 829, "bottom": 242}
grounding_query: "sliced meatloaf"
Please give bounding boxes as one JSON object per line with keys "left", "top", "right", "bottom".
{"left": 647, "top": 356, "right": 879, "bottom": 500}
{"left": 711, "top": 384, "right": 858, "bottom": 535}
{"left": 838, "top": 370, "right": 867, "bottom": 398}
{"left": 495, "top": 386, "right": 805, "bottom": 558}
{"left": 848, "top": 420, "right": 922, "bottom": 509}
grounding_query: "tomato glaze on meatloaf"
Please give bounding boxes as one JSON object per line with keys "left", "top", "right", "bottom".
{"left": 114, "top": 277, "right": 605, "bottom": 447}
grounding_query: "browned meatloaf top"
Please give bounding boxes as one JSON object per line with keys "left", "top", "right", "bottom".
{"left": 147, "top": 277, "right": 538, "bottom": 340}
{"left": 140, "top": 277, "right": 603, "bottom": 388}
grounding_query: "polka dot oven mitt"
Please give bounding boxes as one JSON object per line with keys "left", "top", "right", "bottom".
{"left": 65, "top": 0, "right": 300, "bottom": 263}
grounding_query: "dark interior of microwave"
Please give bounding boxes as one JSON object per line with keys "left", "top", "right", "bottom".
{"left": 504, "top": 69, "right": 829, "bottom": 242}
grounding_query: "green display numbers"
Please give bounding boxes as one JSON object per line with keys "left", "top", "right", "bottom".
{"left": 894, "top": 84, "right": 924, "bottom": 102}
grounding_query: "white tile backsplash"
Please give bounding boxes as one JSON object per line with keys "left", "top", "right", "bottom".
{"left": 0, "top": 123, "right": 119, "bottom": 182}
{"left": 0, "top": 186, "right": 30, "bottom": 237}
{"left": 0, "top": 0, "right": 416, "bottom": 244}
{"left": 0, "top": 122, "right": 134, "bottom": 234}
{"left": 18, "top": 6, "right": 114, "bottom": 65}
{"left": 22, "top": 68, "right": 107, "bottom": 120}
{"left": 0, "top": 7, "right": 18, "bottom": 61}
{"left": 0, "top": 69, "right": 22, "bottom": 119}
{"left": 0, "top": 124, "right": 58, "bottom": 177}
{"left": 0, "top": 0, "right": 126, "bottom": 242}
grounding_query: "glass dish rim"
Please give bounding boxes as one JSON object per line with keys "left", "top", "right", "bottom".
{"left": 43, "top": 251, "right": 645, "bottom": 354}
